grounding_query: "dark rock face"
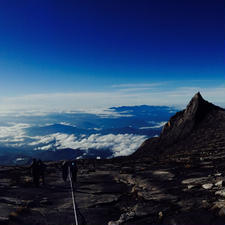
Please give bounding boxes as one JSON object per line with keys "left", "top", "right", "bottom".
{"left": 0, "top": 93, "right": 225, "bottom": 225}
{"left": 134, "top": 92, "right": 225, "bottom": 157}
{"left": 161, "top": 92, "right": 223, "bottom": 143}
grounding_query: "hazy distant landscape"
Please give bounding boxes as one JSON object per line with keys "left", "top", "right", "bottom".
{"left": 0, "top": 105, "right": 177, "bottom": 164}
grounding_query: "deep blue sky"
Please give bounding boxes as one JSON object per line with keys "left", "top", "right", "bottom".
{"left": 0, "top": 0, "right": 224, "bottom": 112}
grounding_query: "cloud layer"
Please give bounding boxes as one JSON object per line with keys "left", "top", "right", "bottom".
{"left": 0, "top": 123, "right": 148, "bottom": 157}
{"left": 0, "top": 83, "right": 224, "bottom": 116}
{"left": 30, "top": 133, "right": 147, "bottom": 157}
{"left": 139, "top": 121, "right": 167, "bottom": 129}
{"left": 0, "top": 123, "right": 31, "bottom": 147}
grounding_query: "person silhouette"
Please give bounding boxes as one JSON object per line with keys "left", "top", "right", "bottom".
{"left": 38, "top": 160, "right": 46, "bottom": 186}
{"left": 69, "top": 160, "right": 78, "bottom": 187}
{"left": 30, "top": 158, "right": 39, "bottom": 187}
{"left": 62, "top": 160, "right": 69, "bottom": 184}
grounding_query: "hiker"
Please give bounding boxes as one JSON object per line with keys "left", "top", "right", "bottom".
{"left": 69, "top": 160, "right": 78, "bottom": 187}
{"left": 38, "top": 160, "right": 46, "bottom": 186}
{"left": 92, "top": 160, "right": 96, "bottom": 172}
{"left": 62, "top": 160, "right": 69, "bottom": 184}
{"left": 30, "top": 158, "right": 39, "bottom": 187}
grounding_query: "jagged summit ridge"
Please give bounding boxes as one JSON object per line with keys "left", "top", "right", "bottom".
{"left": 184, "top": 92, "right": 205, "bottom": 116}
{"left": 160, "top": 92, "right": 223, "bottom": 144}
{"left": 133, "top": 92, "right": 225, "bottom": 157}
{"left": 183, "top": 92, "right": 222, "bottom": 122}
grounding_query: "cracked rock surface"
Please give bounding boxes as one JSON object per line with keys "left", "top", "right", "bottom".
{"left": 0, "top": 154, "right": 224, "bottom": 225}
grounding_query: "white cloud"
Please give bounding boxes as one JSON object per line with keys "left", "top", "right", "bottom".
{"left": 139, "top": 121, "right": 167, "bottom": 129}
{"left": 0, "top": 117, "right": 148, "bottom": 157}
{"left": 139, "top": 127, "right": 152, "bottom": 130}
{"left": 111, "top": 82, "right": 166, "bottom": 88}
{"left": 0, "top": 123, "right": 31, "bottom": 146}
{"left": 0, "top": 84, "right": 224, "bottom": 117}
{"left": 30, "top": 133, "right": 147, "bottom": 157}
{"left": 36, "top": 144, "right": 53, "bottom": 151}
{"left": 30, "top": 134, "right": 58, "bottom": 145}
{"left": 111, "top": 82, "right": 167, "bottom": 93}
{"left": 59, "top": 122, "right": 76, "bottom": 127}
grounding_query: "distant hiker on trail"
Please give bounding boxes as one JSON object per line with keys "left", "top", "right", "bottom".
{"left": 62, "top": 160, "right": 69, "bottom": 184}
{"left": 38, "top": 160, "right": 46, "bottom": 186}
{"left": 30, "top": 158, "right": 39, "bottom": 187}
{"left": 62, "top": 160, "right": 78, "bottom": 187}
{"left": 69, "top": 160, "right": 78, "bottom": 187}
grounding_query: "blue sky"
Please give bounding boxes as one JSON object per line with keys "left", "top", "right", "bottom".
{"left": 0, "top": 0, "right": 224, "bottom": 114}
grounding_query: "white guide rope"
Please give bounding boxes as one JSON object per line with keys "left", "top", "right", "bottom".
{"left": 68, "top": 168, "right": 79, "bottom": 225}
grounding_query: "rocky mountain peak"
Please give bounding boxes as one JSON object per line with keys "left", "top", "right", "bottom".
{"left": 160, "top": 92, "right": 222, "bottom": 144}
{"left": 133, "top": 92, "right": 225, "bottom": 158}
{"left": 184, "top": 92, "right": 217, "bottom": 121}
{"left": 185, "top": 92, "right": 204, "bottom": 114}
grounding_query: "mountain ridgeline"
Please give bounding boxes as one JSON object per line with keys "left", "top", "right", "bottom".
{"left": 133, "top": 92, "right": 225, "bottom": 157}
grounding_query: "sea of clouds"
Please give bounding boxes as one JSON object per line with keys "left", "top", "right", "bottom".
{"left": 0, "top": 122, "right": 148, "bottom": 157}
{"left": 30, "top": 133, "right": 147, "bottom": 157}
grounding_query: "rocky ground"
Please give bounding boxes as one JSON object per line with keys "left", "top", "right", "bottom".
{"left": 0, "top": 154, "right": 224, "bottom": 225}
